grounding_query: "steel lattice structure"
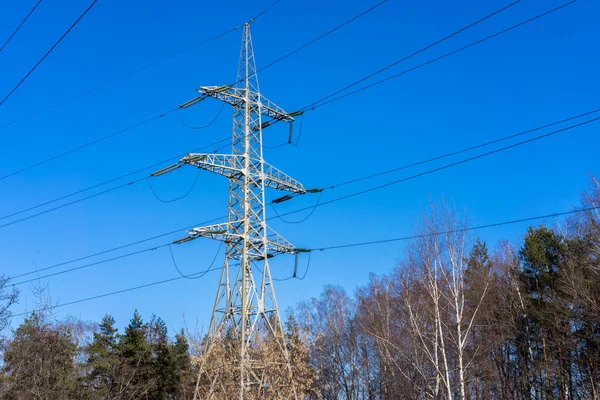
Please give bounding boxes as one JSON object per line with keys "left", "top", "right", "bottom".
{"left": 159, "top": 23, "right": 304, "bottom": 399}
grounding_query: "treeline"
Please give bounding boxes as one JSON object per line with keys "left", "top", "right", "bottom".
{"left": 0, "top": 309, "right": 195, "bottom": 399}
{"left": 0, "top": 180, "right": 598, "bottom": 399}
{"left": 294, "top": 181, "right": 600, "bottom": 399}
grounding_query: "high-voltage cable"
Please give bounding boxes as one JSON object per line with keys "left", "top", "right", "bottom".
{"left": 0, "top": 0, "right": 98, "bottom": 106}
{"left": 9, "top": 204, "right": 598, "bottom": 316}
{"left": 10, "top": 264, "right": 224, "bottom": 319}
{"left": 271, "top": 115, "right": 600, "bottom": 219}
{"left": 0, "top": 0, "right": 281, "bottom": 130}
{"left": 0, "top": 138, "right": 232, "bottom": 229}
{"left": 0, "top": 109, "right": 177, "bottom": 182}
{"left": 303, "top": 0, "right": 576, "bottom": 111}
{"left": 7, "top": 107, "right": 598, "bottom": 276}
{"left": 0, "top": 1, "right": 387, "bottom": 182}
{"left": 0, "top": 0, "right": 44, "bottom": 54}
{"left": 299, "top": 0, "right": 522, "bottom": 111}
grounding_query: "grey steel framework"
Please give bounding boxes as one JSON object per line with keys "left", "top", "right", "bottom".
{"left": 162, "top": 22, "right": 304, "bottom": 399}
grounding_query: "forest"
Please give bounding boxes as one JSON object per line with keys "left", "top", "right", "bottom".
{"left": 0, "top": 179, "right": 599, "bottom": 399}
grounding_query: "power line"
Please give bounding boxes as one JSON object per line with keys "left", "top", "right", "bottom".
{"left": 328, "top": 107, "right": 600, "bottom": 189}
{"left": 299, "top": 0, "right": 522, "bottom": 111}
{"left": 169, "top": 242, "right": 222, "bottom": 279}
{"left": 12, "top": 243, "right": 171, "bottom": 286}
{"left": 0, "top": 0, "right": 44, "bottom": 54}
{"left": 0, "top": 2, "right": 385, "bottom": 182}
{"left": 0, "top": 0, "right": 280, "bottom": 131}
{"left": 270, "top": 191, "right": 322, "bottom": 224}
{"left": 8, "top": 108, "right": 597, "bottom": 279}
{"left": 313, "top": 206, "right": 598, "bottom": 251}
{"left": 270, "top": 115, "right": 600, "bottom": 219}
{"left": 146, "top": 170, "right": 201, "bottom": 204}
{"left": 0, "top": 0, "right": 98, "bottom": 107}
{"left": 0, "top": 108, "right": 177, "bottom": 182}
{"left": 10, "top": 264, "right": 224, "bottom": 319}
{"left": 256, "top": 0, "right": 389, "bottom": 74}
{"left": 0, "top": 138, "right": 231, "bottom": 230}
{"left": 303, "top": 0, "right": 576, "bottom": 111}
{"left": 10, "top": 204, "right": 598, "bottom": 316}
{"left": 8, "top": 102, "right": 594, "bottom": 228}
{"left": 176, "top": 104, "right": 226, "bottom": 129}
{"left": 9, "top": 215, "right": 226, "bottom": 280}
{"left": 0, "top": 0, "right": 565, "bottom": 208}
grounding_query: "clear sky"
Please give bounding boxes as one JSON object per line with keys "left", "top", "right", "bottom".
{"left": 0, "top": 0, "right": 598, "bottom": 335}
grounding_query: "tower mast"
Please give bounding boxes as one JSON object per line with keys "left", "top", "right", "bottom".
{"left": 165, "top": 22, "right": 303, "bottom": 399}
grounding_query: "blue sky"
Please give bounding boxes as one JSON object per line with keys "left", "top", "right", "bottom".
{"left": 0, "top": 0, "right": 598, "bottom": 334}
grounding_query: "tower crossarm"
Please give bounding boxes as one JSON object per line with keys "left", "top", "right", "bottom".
{"left": 198, "top": 86, "right": 295, "bottom": 123}
{"left": 265, "top": 227, "right": 297, "bottom": 255}
{"left": 180, "top": 153, "right": 305, "bottom": 194}
{"left": 181, "top": 153, "right": 243, "bottom": 178}
{"left": 175, "top": 222, "right": 298, "bottom": 260}
{"left": 262, "top": 161, "right": 305, "bottom": 193}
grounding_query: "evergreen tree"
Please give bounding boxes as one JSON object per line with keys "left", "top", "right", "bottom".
{"left": 116, "top": 309, "right": 154, "bottom": 399}
{"left": 520, "top": 225, "right": 565, "bottom": 301}
{"left": 84, "top": 314, "right": 119, "bottom": 399}
{"left": 149, "top": 316, "right": 177, "bottom": 399}
{"left": 519, "top": 226, "right": 569, "bottom": 398}
{"left": 172, "top": 329, "right": 194, "bottom": 398}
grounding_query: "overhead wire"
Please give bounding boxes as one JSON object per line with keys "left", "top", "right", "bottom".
{"left": 8, "top": 107, "right": 598, "bottom": 279}
{"left": 12, "top": 243, "right": 171, "bottom": 287}
{"left": 77, "top": 105, "right": 594, "bottom": 220}
{"left": 256, "top": 0, "right": 574, "bottom": 145}
{"left": 2, "top": 0, "right": 590, "bottom": 311}
{"left": 0, "top": 109, "right": 177, "bottom": 182}
{"left": 273, "top": 252, "right": 311, "bottom": 281}
{"left": 146, "top": 170, "right": 201, "bottom": 204}
{"left": 9, "top": 214, "right": 226, "bottom": 280}
{"left": 0, "top": 0, "right": 98, "bottom": 107}
{"left": 0, "top": 0, "right": 386, "bottom": 182}
{"left": 299, "top": 0, "right": 522, "bottom": 111}
{"left": 255, "top": 0, "right": 389, "bottom": 75}
{"left": 0, "top": 0, "right": 281, "bottom": 131}
{"left": 9, "top": 203, "right": 598, "bottom": 314}
{"left": 0, "top": 137, "right": 230, "bottom": 222}
{"left": 0, "top": 138, "right": 233, "bottom": 230}
{"left": 176, "top": 103, "right": 226, "bottom": 129}
{"left": 312, "top": 206, "right": 599, "bottom": 251}
{"left": 10, "top": 263, "right": 224, "bottom": 319}
{"left": 169, "top": 242, "right": 223, "bottom": 279}
{"left": 303, "top": 0, "right": 577, "bottom": 111}
{"left": 270, "top": 191, "right": 322, "bottom": 224}
{"left": 270, "top": 115, "right": 600, "bottom": 220}
{"left": 328, "top": 107, "right": 600, "bottom": 189}
{"left": 0, "top": 0, "right": 44, "bottom": 54}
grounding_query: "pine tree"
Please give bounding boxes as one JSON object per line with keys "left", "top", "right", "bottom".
{"left": 116, "top": 309, "right": 154, "bottom": 398}
{"left": 84, "top": 314, "right": 119, "bottom": 398}
{"left": 149, "top": 316, "right": 177, "bottom": 399}
{"left": 172, "top": 329, "right": 194, "bottom": 398}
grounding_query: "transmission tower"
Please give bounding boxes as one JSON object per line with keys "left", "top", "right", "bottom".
{"left": 156, "top": 22, "right": 304, "bottom": 399}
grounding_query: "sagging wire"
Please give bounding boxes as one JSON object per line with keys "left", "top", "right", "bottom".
{"left": 263, "top": 112, "right": 305, "bottom": 150}
{"left": 273, "top": 251, "right": 312, "bottom": 282}
{"left": 270, "top": 191, "right": 322, "bottom": 224}
{"left": 169, "top": 242, "right": 223, "bottom": 280}
{"left": 176, "top": 103, "right": 226, "bottom": 130}
{"left": 292, "top": 112, "right": 304, "bottom": 147}
{"left": 146, "top": 138, "right": 238, "bottom": 203}
{"left": 146, "top": 170, "right": 201, "bottom": 203}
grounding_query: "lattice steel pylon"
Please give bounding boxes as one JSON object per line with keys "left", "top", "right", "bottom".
{"left": 166, "top": 22, "right": 304, "bottom": 399}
